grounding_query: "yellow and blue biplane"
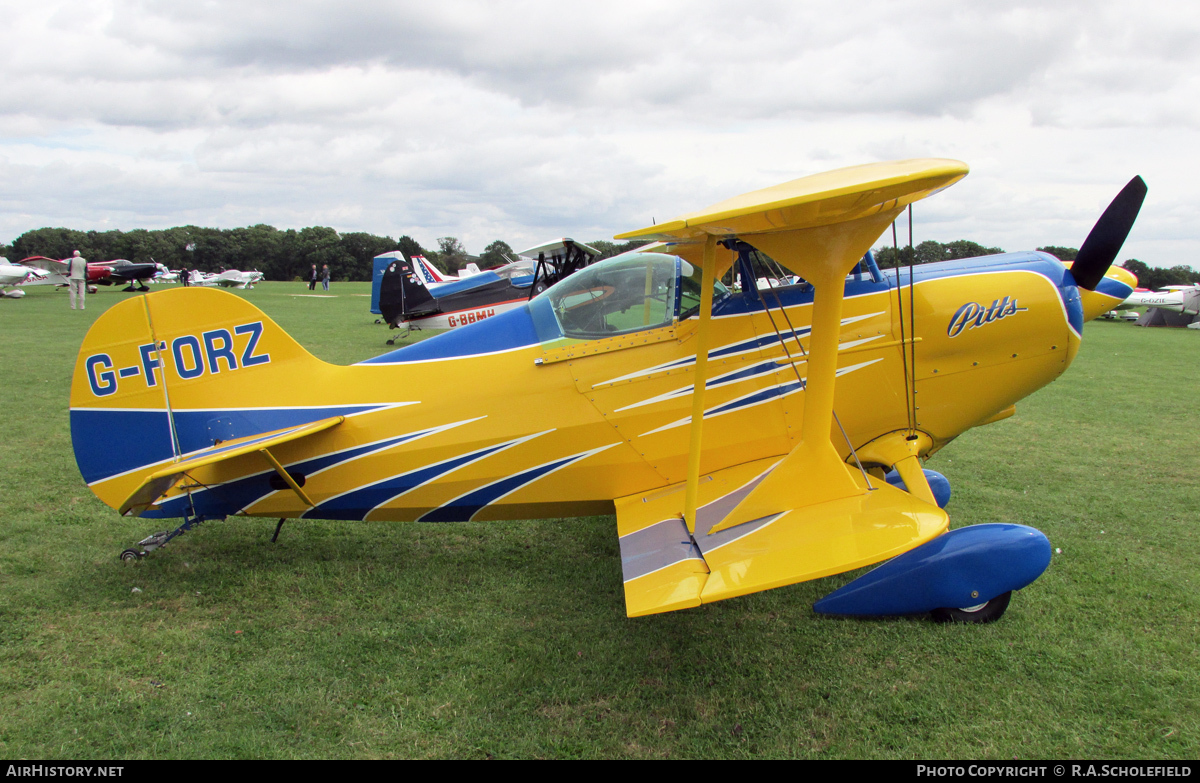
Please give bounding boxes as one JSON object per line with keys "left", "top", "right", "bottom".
{"left": 69, "top": 159, "right": 1145, "bottom": 622}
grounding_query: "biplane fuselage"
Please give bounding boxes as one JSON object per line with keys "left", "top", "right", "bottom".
{"left": 74, "top": 250, "right": 1110, "bottom": 524}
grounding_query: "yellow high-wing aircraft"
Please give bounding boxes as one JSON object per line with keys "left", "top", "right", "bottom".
{"left": 69, "top": 159, "right": 1145, "bottom": 622}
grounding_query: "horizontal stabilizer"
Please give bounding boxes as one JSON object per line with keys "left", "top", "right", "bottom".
{"left": 613, "top": 457, "right": 949, "bottom": 616}
{"left": 119, "top": 415, "right": 345, "bottom": 517}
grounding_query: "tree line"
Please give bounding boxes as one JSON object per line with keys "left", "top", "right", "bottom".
{"left": 0, "top": 226, "right": 649, "bottom": 282}
{"left": 1, "top": 225, "right": 420, "bottom": 282}
{"left": 874, "top": 239, "right": 1200, "bottom": 290}
{"left": 4, "top": 226, "right": 1193, "bottom": 289}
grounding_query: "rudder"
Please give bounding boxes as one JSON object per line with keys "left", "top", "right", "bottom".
{"left": 379, "top": 257, "right": 437, "bottom": 326}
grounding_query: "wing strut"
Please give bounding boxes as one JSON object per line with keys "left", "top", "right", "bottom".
{"left": 706, "top": 221, "right": 887, "bottom": 531}
{"left": 682, "top": 235, "right": 718, "bottom": 532}
{"left": 258, "top": 447, "right": 316, "bottom": 508}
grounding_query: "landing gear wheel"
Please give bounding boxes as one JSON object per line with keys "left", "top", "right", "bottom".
{"left": 120, "top": 549, "right": 143, "bottom": 563}
{"left": 931, "top": 590, "right": 1011, "bottom": 624}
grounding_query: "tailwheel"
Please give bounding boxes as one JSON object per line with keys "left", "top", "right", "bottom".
{"left": 931, "top": 590, "right": 1012, "bottom": 624}
{"left": 118, "top": 516, "right": 210, "bottom": 564}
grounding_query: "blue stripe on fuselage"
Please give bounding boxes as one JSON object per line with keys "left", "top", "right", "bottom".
{"left": 879, "top": 251, "right": 1082, "bottom": 335}
{"left": 417, "top": 454, "right": 584, "bottom": 522}
{"left": 72, "top": 404, "right": 388, "bottom": 485}
{"left": 360, "top": 304, "right": 541, "bottom": 364}
{"left": 301, "top": 440, "right": 518, "bottom": 520}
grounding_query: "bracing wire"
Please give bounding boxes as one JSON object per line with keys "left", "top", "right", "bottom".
{"left": 907, "top": 205, "right": 918, "bottom": 436}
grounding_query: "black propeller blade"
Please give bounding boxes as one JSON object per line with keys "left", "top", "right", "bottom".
{"left": 1070, "top": 176, "right": 1147, "bottom": 291}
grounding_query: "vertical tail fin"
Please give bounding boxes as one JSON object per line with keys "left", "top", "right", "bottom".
{"left": 412, "top": 255, "right": 449, "bottom": 283}
{"left": 70, "top": 287, "right": 355, "bottom": 512}
{"left": 379, "top": 257, "right": 437, "bottom": 325}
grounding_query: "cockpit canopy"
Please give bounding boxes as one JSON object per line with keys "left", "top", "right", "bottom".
{"left": 536, "top": 252, "right": 729, "bottom": 340}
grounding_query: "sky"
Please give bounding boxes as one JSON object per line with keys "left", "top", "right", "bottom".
{"left": 1, "top": 0, "right": 1196, "bottom": 266}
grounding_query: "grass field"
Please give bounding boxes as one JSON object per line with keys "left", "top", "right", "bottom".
{"left": 1, "top": 281, "right": 1197, "bottom": 759}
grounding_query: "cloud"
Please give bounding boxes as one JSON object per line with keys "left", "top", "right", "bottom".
{"left": 0, "top": 0, "right": 1195, "bottom": 263}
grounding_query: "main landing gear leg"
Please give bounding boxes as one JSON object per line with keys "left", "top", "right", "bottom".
{"left": 120, "top": 515, "right": 213, "bottom": 562}
{"left": 386, "top": 323, "right": 416, "bottom": 346}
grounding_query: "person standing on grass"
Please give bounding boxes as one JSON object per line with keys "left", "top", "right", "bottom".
{"left": 68, "top": 250, "right": 87, "bottom": 310}
{"left": 322, "top": 264, "right": 330, "bottom": 291}
{"left": 310, "top": 264, "right": 318, "bottom": 290}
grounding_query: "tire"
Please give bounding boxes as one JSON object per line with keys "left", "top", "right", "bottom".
{"left": 120, "top": 549, "right": 142, "bottom": 563}
{"left": 930, "top": 590, "right": 1012, "bottom": 624}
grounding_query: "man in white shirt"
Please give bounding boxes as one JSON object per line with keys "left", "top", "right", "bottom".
{"left": 68, "top": 250, "right": 87, "bottom": 310}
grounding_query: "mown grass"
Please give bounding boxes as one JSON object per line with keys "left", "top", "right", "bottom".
{"left": 0, "top": 282, "right": 1196, "bottom": 759}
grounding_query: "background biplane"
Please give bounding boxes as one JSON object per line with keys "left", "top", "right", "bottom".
{"left": 69, "top": 159, "right": 1145, "bottom": 622}
{"left": 377, "top": 238, "right": 600, "bottom": 337}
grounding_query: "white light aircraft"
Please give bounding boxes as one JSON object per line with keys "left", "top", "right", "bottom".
{"left": 1116, "top": 284, "right": 1200, "bottom": 315}
{"left": 187, "top": 269, "right": 264, "bottom": 289}
{"left": 0, "top": 257, "right": 51, "bottom": 298}
{"left": 151, "top": 264, "right": 180, "bottom": 284}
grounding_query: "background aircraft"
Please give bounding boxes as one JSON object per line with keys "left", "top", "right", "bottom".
{"left": 1123, "top": 284, "right": 1200, "bottom": 313}
{"left": 69, "top": 160, "right": 1144, "bottom": 624}
{"left": 377, "top": 239, "right": 599, "bottom": 337}
{"left": 0, "top": 257, "right": 48, "bottom": 298}
{"left": 211, "top": 269, "right": 265, "bottom": 289}
{"left": 184, "top": 269, "right": 264, "bottom": 289}
{"left": 1108, "top": 282, "right": 1200, "bottom": 327}
{"left": 150, "top": 264, "right": 180, "bottom": 284}
{"left": 23, "top": 256, "right": 159, "bottom": 291}
{"left": 1116, "top": 285, "right": 1199, "bottom": 314}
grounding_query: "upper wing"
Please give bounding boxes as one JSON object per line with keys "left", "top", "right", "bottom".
{"left": 617, "top": 159, "right": 968, "bottom": 243}
{"left": 516, "top": 238, "right": 602, "bottom": 259}
{"left": 616, "top": 159, "right": 968, "bottom": 281}
{"left": 20, "top": 256, "right": 69, "bottom": 274}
